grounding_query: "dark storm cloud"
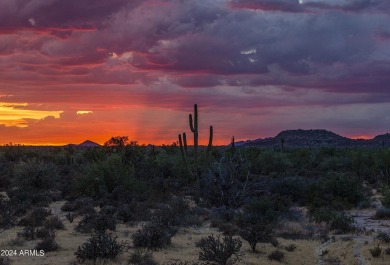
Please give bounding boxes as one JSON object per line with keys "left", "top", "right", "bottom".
{"left": 230, "top": 0, "right": 390, "bottom": 13}
{"left": 1, "top": 0, "right": 390, "bottom": 95}
{"left": 0, "top": 0, "right": 140, "bottom": 28}
{"left": 0, "top": 0, "right": 390, "bottom": 145}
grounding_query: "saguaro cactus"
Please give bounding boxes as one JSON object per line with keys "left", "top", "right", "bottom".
{"left": 179, "top": 132, "right": 191, "bottom": 175}
{"left": 189, "top": 104, "right": 199, "bottom": 167}
{"left": 178, "top": 104, "right": 213, "bottom": 177}
{"left": 207, "top": 126, "right": 213, "bottom": 154}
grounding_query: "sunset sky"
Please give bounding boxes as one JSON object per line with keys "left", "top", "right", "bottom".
{"left": 1, "top": 0, "right": 390, "bottom": 145}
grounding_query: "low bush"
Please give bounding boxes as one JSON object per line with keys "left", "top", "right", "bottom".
{"left": 18, "top": 207, "right": 51, "bottom": 227}
{"left": 197, "top": 234, "right": 243, "bottom": 265}
{"left": 385, "top": 247, "right": 390, "bottom": 255}
{"left": 132, "top": 221, "right": 176, "bottom": 250}
{"left": 128, "top": 249, "right": 158, "bottom": 265}
{"left": 382, "top": 186, "right": 390, "bottom": 207}
{"left": 329, "top": 213, "right": 355, "bottom": 233}
{"left": 17, "top": 226, "right": 37, "bottom": 240}
{"left": 0, "top": 197, "right": 16, "bottom": 230}
{"left": 116, "top": 204, "right": 135, "bottom": 223}
{"left": 377, "top": 231, "right": 390, "bottom": 243}
{"left": 35, "top": 237, "right": 59, "bottom": 252}
{"left": 0, "top": 257, "right": 12, "bottom": 265}
{"left": 369, "top": 245, "right": 382, "bottom": 257}
{"left": 285, "top": 244, "right": 297, "bottom": 252}
{"left": 36, "top": 227, "right": 56, "bottom": 239}
{"left": 375, "top": 207, "right": 390, "bottom": 219}
{"left": 44, "top": 216, "right": 65, "bottom": 230}
{"left": 268, "top": 250, "right": 285, "bottom": 262}
{"left": 61, "top": 197, "right": 95, "bottom": 215}
{"left": 75, "top": 213, "right": 116, "bottom": 233}
{"left": 74, "top": 232, "right": 129, "bottom": 263}
{"left": 239, "top": 223, "right": 274, "bottom": 252}
{"left": 65, "top": 212, "right": 74, "bottom": 223}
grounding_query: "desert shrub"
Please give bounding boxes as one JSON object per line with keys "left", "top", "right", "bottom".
{"left": 65, "top": 212, "right": 74, "bottom": 223}
{"left": 268, "top": 176, "right": 311, "bottom": 204}
{"left": 255, "top": 150, "right": 291, "bottom": 177}
{"left": 285, "top": 244, "right": 297, "bottom": 252}
{"left": 385, "top": 247, "right": 390, "bottom": 255}
{"left": 35, "top": 237, "right": 59, "bottom": 252}
{"left": 0, "top": 257, "right": 12, "bottom": 265}
{"left": 31, "top": 192, "right": 54, "bottom": 206}
{"left": 377, "top": 231, "right": 390, "bottom": 243}
{"left": 329, "top": 213, "right": 355, "bottom": 233}
{"left": 310, "top": 208, "right": 355, "bottom": 233}
{"left": 381, "top": 186, "right": 390, "bottom": 207}
{"left": 369, "top": 245, "right": 382, "bottom": 257}
{"left": 44, "top": 216, "right": 65, "bottom": 230}
{"left": 268, "top": 250, "right": 285, "bottom": 262}
{"left": 9, "top": 236, "right": 25, "bottom": 247}
{"left": 17, "top": 226, "right": 37, "bottom": 240}
{"left": 201, "top": 154, "right": 251, "bottom": 208}
{"left": 18, "top": 207, "right": 51, "bottom": 227}
{"left": 75, "top": 213, "right": 116, "bottom": 233}
{"left": 374, "top": 207, "right": 390, "bottom": 219}
{"left": 306, "top": 173, "right": 363, "bottom": 211}
{"left": 237, "top": 194, "right": 291, "bottom": 252}
{"left": 116, "top": 204, "right": 135, "bottom": 223}
{"left": 270, "top": 238, "right": 279, "bottom": 247}
{"left": 151, "top": 198, "right": 190, "bottom": 228}
{"left": 73, "top": 154, "right": 135, "bottom": 197}
{"left": 12, "top": 158, "right": 59, "bottom": 191}
{"left": 197, "top": 234, "right": 243, "bottom": 265}
{"left": 132, "top": 221, "right": 176, "bottom": 250}
{"left": 36, "top": 227, "right": 56, "bottom": 239}
{"left": 74, "top": 232, "right": 129, "bottom": 263}
{"left": 61, "top": 197, "right": 95, "bottom": 215}
{"left": 310, "top": 207, "right": 335, "bottom": 223}
{"left": 0, "top": 197, "right": 16, "bottom": 230}
{"left": 239, "top": 223, "right": 274, "bottom": 252}
{"left": 128, "top": 249, "right": 158, "bottom": 265}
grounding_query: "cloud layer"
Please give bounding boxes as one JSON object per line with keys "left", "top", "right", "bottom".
{"left": 1, "top": 0, "right": 389, "bottom": 144}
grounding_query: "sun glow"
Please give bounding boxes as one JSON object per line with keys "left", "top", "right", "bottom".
{"left": 0, "top": 103, "right": 62, "bottom": 127}
{"left": 76, "top": 111, "right": 93, "bottom": 115}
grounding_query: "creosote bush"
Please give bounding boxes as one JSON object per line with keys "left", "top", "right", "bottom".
{"left": 369, "top": 245, "right": 382, "bottom": 257}
{"left": 197, "top": 234, "right": 243, "bottom": 265}
{"left": 0, "top": 257, "right": 12, "bottom": 265}
{"left": 375, "top": 207, "right": 390, "bottom": 219}
{"left": 44, "top": 215, "right": 65, "bottom": 230}
{"left": 132, "top": 220, "right": 176, "bottom": 250}
{"left": 35, "top": 237, "right": 59, "bottom": 252}
{"left": 377, "top": 231, "right": 390, "bottom": 243}
{"left": 0, "top": 197, "right": 16, "bottom": 230}
{"left": 268, "top": 250, "right": 285, "bottom": 262}
{"left": 237, "top": 194, "right": 291, "bottom": 252}
{"left": 18, "top": 207, "right": 51, "bottom": 227}
{"left": 74, "top": 232, "right": 129, "bottom": 263}
{"left": 128, "top": 249, "right": 158, "bottom": 265}
{"left": 75, "top": 213, "right": 116, "bottom": 233}
{"left": 285, "top": 244, "right": 297, "bottom": 252}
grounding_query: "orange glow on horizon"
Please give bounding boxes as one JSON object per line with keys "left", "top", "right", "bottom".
{"left": 349, "top": 135, "right": 373, "bottom": 140}
{"left": 6, "top": 137, "right": 228, "bottom": 147}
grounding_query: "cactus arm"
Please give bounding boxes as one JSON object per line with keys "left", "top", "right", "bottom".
{"left": 207, "top": 126, "right": 213, "bottom": 154}
{"left": 183, "top": 132, "right": 188, "bottom": 157}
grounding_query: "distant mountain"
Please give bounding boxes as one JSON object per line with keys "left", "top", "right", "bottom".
{"left": 78, "top": 140, "right": 101, "bottom": 147}
{"left": 65, "top": 140, "right": 101, "bottom": 147}
{"left": 237, "top": 129, "right": 390, "bottom": 148}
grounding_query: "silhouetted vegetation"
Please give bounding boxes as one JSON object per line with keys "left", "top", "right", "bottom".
{"left": 1, "top": 129, "right": 390, "bottom": 264}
